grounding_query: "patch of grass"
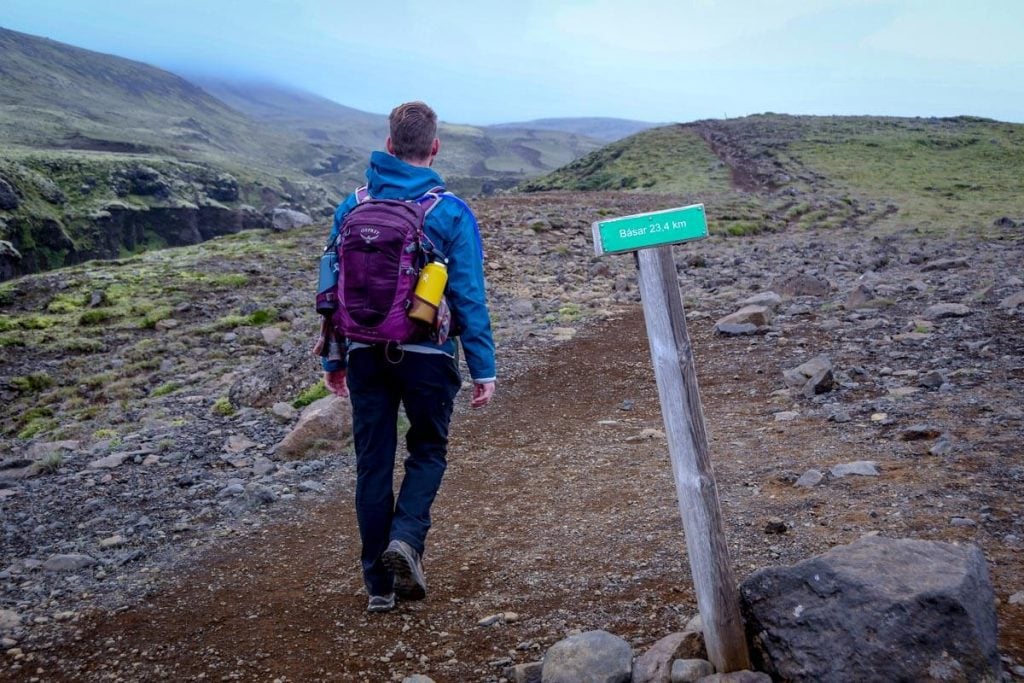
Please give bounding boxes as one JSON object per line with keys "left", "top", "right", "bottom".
{"left": 35, "top": 451, "right": 64, "bottom": 473}
{"left": 11, "top": 372, "right": 54, "bottom": 393}
{"left": 558, "top": 303, "right": 582, "bottom": 322}
{"left": 247, "top": 308, "right": 276, "bottom": 325}
{"left": 50, "top": 336, "right": 105, "bottom": 353}
{"left": 140, "top": 305, "right": 172, "bottom": 329}
{"left": 150, "top": 381, "right": 181, "bottom": 397}
{"left": 46, "top": 293, "right": 85, "bottom": 314}
{"left": 81, "top": 371, "right": 117, "bottom": 388}
{"left": 292, "top": 380, "right": 329, "bottom": 409}
{"left": 212, "top": 396, "right": 235, "bottom": 416}
{"left": 18, "top": 418, "right": 56, "bottom": 439}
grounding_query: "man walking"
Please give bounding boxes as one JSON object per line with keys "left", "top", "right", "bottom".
{"left": 321, "top": 101, "right": 496, "bottom": 612}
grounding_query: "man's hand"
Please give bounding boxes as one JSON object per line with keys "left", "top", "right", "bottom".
{"left": 470, "top": 381, "right": 495, "bottom": 409}
{"left": 324, "top": 369, "right": 349, "bottom": 398}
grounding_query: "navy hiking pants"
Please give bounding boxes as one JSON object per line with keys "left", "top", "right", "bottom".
{"left": 346, "top": 346, "right": 461, "bottom": 596}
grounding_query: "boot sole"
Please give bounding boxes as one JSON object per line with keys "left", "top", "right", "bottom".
{"left": 382, "top": 546, "right": 426, "bottom": 601}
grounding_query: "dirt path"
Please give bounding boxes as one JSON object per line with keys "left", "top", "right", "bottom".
{"left": 16, "top": 303, "right": 1024, "bottom": 681}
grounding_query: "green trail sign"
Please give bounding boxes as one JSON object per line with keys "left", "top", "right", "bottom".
{"left": 592, "top": 203, "right": 708, "bottom": 256}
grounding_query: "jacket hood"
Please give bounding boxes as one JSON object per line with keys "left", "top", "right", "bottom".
{"left": 365, "top": 151, "right": 445, "bottom": 199}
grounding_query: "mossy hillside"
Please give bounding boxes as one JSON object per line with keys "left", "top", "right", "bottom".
{"left": 521, "top": 126, "right": 732, "bottom": 194}
{"left": 522, "top": 114, "right": 1024, "bottom": 238}
{"left": 0, "top": 149, "right": 337, "bottom": 277}
{"left": 0, "top": 225, "right": 324, "bottom": 442}
{"left": 785, "top": 117, "right": 1024, "bottom": 235}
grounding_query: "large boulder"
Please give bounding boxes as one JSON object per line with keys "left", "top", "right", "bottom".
{"left": 273, "top": 395, "right": 351, "bottom": 459}
{"left": 542, "top": 630, "right": 633, "bottom": 683}
{"left": 782, "top": 355, "right": 834, "bottom": 397}
{"left": 740, "top": 535, "right": 1000, "bottom": 682}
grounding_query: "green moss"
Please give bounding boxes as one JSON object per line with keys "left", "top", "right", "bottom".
{"left": 292, "top": 380, "right": 329, "bottom": 409}
{"left": 212, "top": 396, "right": 235, "bottom": 416}
{"left": 92, "top": 428, "right": 118, "bottom": 439}
{"left": 140, "top": 305, "right": 172, "bottom": 329}
{"left": 247, "top": 308, "right": 276, "bottom": 325}
{"left": 79, "top": 309, "right": 115, "bottom": 326}
{"left": 82, "top": 371, "right": 117, "bottom": 388}
{"left": 50, "top": 336, "right": 105, "bottom": 353}
{"left": 18, "top": 418, "right": 56, "bottom": 439}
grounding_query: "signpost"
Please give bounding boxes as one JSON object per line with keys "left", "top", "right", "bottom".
{"left": 592, "top": 204, "right": 751, "bottom": 673}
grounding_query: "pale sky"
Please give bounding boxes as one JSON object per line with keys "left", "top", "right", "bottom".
{"left": 3, "top": 0, "right": 1023, "bottom": 124}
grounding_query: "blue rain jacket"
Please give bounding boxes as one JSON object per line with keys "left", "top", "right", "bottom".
{"left": 321, "top": 151, "right": 496, "bottom": 383}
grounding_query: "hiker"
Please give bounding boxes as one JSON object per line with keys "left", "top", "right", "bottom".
{"left": 320, "top": 101, "right": 496, "bottom": 612}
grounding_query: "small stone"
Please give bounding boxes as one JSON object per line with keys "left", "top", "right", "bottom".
{"left": 541, "top": 630, "right": 632, "bottom": 683}
{"left": 714, "top": 322, "right": 760, "bottom": 336}
{"left": 695, "top": 673, "right": 771, "bottom": 683}
{"left": 922, "top": 303, "right": 971, "bottom": 319}
{"left": 828, "top": 410, "right": 852, "bottom": 423}
{"left": 252, "top": 457, "right": 277, "bottom": 477}
{"left": 950, "top": 517, "right": 977, "bottom": 528}
{"left": 504, "top": 661, "right": 543, "bottom": 683}
{"left": 224, "top": 434, "right": 257, "bottom": 453}
{"left": 401, "top": 676, "right": 435, "bottom": 683}
{"left": 99, "top": 534, "right": 126, "bottom": 549}
{"left": 261, "top": 327, "right": 284, "bottom": 345}
{"left": 478, "top": 613, "right": 503, "bottom": 627}
{"left": 739, "top": 291, "right": 782, "bottom": 310}
{"left": 88, "top": 453, "right": 128, "bottom": 469}
{"left": 671, "top": 659, "right": 714, "bottom": 683}
{"left": 42, "top": 554, "right": 97, "bottom": 572}
{"left": 794, "top": 469, "right": 824, "bottom": 488}
{"left": 929, "top": 436, "right": 953, "bottom": 456}
{"left": 764, "top": 517, "right": 788, "bottom": 534}
{"left": 921, "top": 257, "right": 969, "bottom": 272}
{"left": 870, "top": 412, "right": 888, "bottom": 422}
{"left": 998, "top": 291, "right": 1024, "bottom": 311}
{"left": 272, "top": 402, "right": 298, "bottom": 420}
{"left": 223, "top": 332, "right": 238, "bottom": 343}
{"left": 618, "top": 399, "right": 636, "bottom": 411}
{"left": 217, "top": 483, "right": 245, "bottom": 498}
{"left": 0, "top": 610, "right": 20, "bottom": 632}
{"left": 298, "top": 480, "right": 324, "bottom": 493}
{"left": 899, "top": 424, "right": 943, "bottom": 441}
{"left": 684, "top": 614, "right": 703, "bottom": 633}
{"left": 715, "top": 305, "right": 773, "bottom": 330}
{"left": 1008, "top": 591, "right": 1024, "bottom": 605}
{"left": 829, "top": 461, "right": 879, "bottom": 478}
{"left": 142, "top": 454, "right": 161, "bottom": 466}
{"left": 773, "top": 411, "right": 799, "bottom": 422}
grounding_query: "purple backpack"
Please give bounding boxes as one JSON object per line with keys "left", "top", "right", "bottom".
{"left": 329, "top": 186, "right": 444, "bottom": 344}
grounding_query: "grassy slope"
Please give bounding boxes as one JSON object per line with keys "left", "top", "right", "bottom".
{"left": 522, "top": 115, "right": 1024, "bottom": 237}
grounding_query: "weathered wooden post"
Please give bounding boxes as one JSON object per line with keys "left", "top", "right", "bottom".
{"left": 593, "top": 205, "right": 751, "bottom": 673}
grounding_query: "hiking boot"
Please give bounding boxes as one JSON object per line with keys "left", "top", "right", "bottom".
{"left": 381, "top": 539, "right": 427, "bottom": 600}
{"left": 367, "top": 593, "right": 395, "bottom": 613}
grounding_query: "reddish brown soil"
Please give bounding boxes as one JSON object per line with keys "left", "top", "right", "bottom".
{"left": 15, "top": 305, "right": 1023, "bottom": 682}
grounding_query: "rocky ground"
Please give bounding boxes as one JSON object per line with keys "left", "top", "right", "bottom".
{"left": 0, "top": 191, "right": 1022, "bottom": 681}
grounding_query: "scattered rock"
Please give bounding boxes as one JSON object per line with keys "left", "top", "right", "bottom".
{"left": 741, "top": 535, "right": 1000, "bottom": 683}
{"left": 505, "top": 661, "right": 543, "bottom": 683}
{"left": 829, "top": 461, "right": 879, "bottom": 478}
{"left": 999, "top": 291, "right": 1024, "bottom": 311}
{"left": 541, "top": 629, "right": 632, "bottom": 683}
{"left": 773, "top": 411, "right": 798, "bottom": 422}
{"left": 273, "top": 395, "right": 351, "bottom": 459}
{"left": 929, "top": 435, "right": 953, "bottom": 456}
{"left": 898, "top": 424, "right": 943, "bottom": 441}
{"left": 917, "top": 370, "right": 945, "bottom": 390}
{"left": 42, "top": 554, "right": 97, "bottom": 572}
{"left": 87, "top": 453, "right": 128, "bottom": 469}
{"left": 631, "top": 631, "right": 707, "bottom": 683}
{"left": 217, "top": 483, "right": 245, "bottom": 498}
{"left": 261, "top": 326, "right": 284, "bottom": 345}
{"left": 782, "top": 355, "right": 834, "bottom": 396}
{"left": 950, "top": 517, "right": 977, "bottom": 528}
{"left": 794, "top": 470, "right": 823, "bottom": 488}
{"left": 714, "top": 322, "right": 760, "bottom": 336}
{"left": 922, "top": 303, "right": 971, "bottom": 319}
{"left": 298, "top": 480, "right": 324, "bottom": 493}
{"left": 772, "top": 272, "right": 831, "bottom": 298}
{"left": 1008, "top": 591, "right": 1024, "bottom": 605}
{"left": 764, "top": 517, "right": 787, "bottom": 535}
{"left": 225, "top": 434, "right": 257, "bottom": 453}
{"left": 271, "top": 208, "right": 313, "bottom": 231}
{"left": 0, "top": 610, "right": 20, "bottom": 633}
{"left": 401, "top": 676, "right": 435, "bottom": 683}
{"left": 670, "top": 659, "right": 714, "bottom": 683}
{"left": 739, "top": 291, "right": 782, "bottom": 310}
{"left": 99, "top": 534, "right": 126, "bottom": 549}
{"left": 272, "top": 402, "right": 298, "bottom": 420}
{"left": 252, "top": 457, "right": 278, "bottom": 477}
{"left": 715, "top": 305, "right": 773, "bottom": 330}
{"left": 695, "top": 673, "right": 770, "bottom": 683}
{"left": 921, "top": 257, "right": 969, "bottom": 272}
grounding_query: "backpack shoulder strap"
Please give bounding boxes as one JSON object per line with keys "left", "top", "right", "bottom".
{"left": 354, "top": 185, "right": 371, "bottom": 204}
{"left": 417, "top": 185, "right": 447, "bottom": 218}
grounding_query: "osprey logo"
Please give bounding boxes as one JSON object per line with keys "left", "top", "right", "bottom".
{"left": 359, "top": 227, "right": 381, "bottom": 243}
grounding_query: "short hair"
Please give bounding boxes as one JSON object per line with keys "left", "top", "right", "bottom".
{"left": 388, "top": 101, "right": 438, "bottom": 161}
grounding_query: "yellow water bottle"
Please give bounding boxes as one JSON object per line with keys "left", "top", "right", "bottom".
{"left": 409, "top": 260, "right": 448, "bottom": 324}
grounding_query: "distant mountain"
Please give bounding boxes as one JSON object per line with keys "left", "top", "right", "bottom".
{"left": 488, "top": 117, "right": 661, "bottom": 142}
{"left": 196, "top": 79, "right": 608, "bottom": 194}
